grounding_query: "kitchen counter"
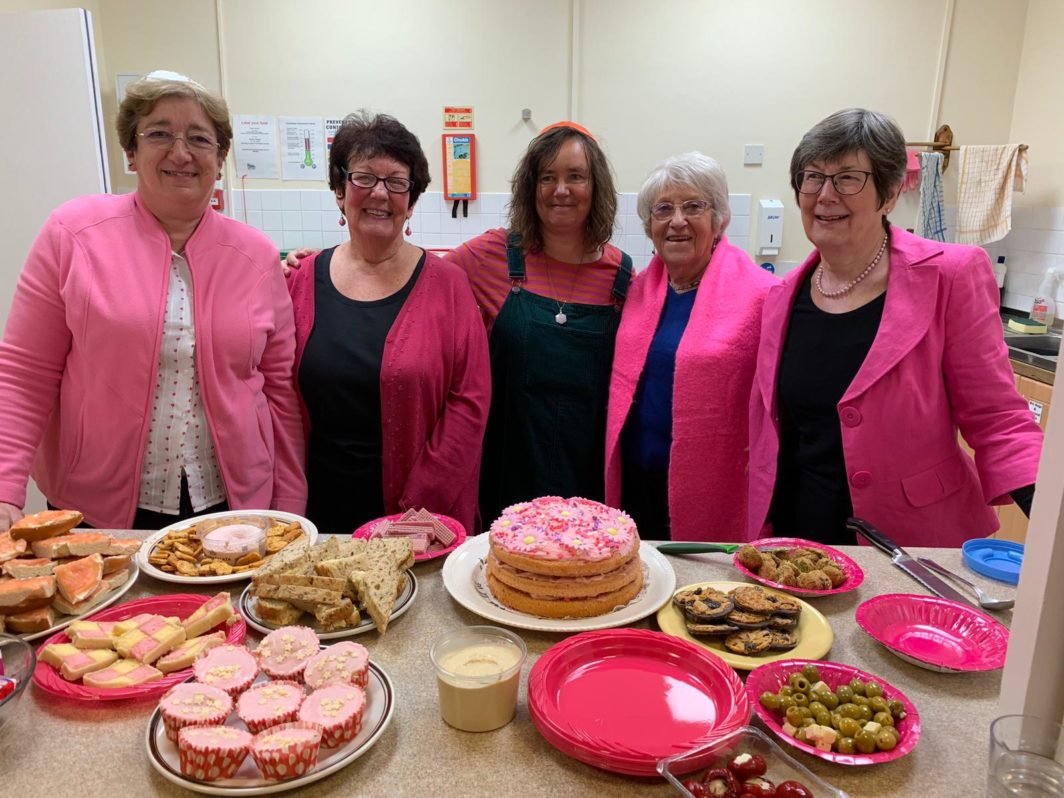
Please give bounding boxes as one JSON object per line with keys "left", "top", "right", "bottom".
{"left": 2, "top": 535, "right": 1014, "bottom": 797}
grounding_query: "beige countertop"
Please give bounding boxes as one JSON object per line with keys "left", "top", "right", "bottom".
{"left": 1, "top": 535, "right": 1015, "bottom": 797}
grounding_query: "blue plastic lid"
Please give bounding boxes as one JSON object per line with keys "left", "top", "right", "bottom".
{"left": 962, "top": 538, "right": 1023, "bottom": 585}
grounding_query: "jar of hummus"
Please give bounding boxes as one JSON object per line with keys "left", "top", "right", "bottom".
{"left": 430, "top": 625, "right": 527, "bottom": 732}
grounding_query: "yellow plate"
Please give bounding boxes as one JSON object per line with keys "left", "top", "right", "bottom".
{"left": 656, "top": 580, "right": 833, "bottom": 670}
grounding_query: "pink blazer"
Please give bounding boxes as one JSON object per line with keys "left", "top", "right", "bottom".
{"left": 747, "top": 227, "right": 1043, "bottom": 547}
{"left": 606, "top": 236, "right": 777, "bottom": 541}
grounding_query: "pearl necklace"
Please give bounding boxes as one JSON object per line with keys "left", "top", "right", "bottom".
{"left": 668, "top": 277, "right": 701, "bottom": 294}
{"left": 814, "top": 233, "right": 889, "bottom": 298}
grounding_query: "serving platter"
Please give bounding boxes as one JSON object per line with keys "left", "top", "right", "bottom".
{"left": 18, "top": 560, "right": 140, "bottom": 643}
{"left": 146, "top": 661, "right": 395, "bottom": 795}
{"left": 135, "top": 510, "right": 318, "bottom": 586}
{"left": 733, "top": 537, "right": 865, "bottom": 597}
{"left": 441, "top": 535, "right": 675, "bottom": 633}
{"left": 352, "top": 512, "right": 466, "bottom": 562}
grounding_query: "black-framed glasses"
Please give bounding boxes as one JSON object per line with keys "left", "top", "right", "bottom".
{"left": 343, "top": 169, "right": 413, "bottom": 193}
{"left": 138, "top": 129, "right": 220, "bottom": 152}
{"left": 650, "top": 199, "right": 711, "bottom": 221}
{"left": 795, "top": 170, "right": 873, "bottom": 195}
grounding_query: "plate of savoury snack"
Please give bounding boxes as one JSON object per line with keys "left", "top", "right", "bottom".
{"left": 733, "top": 538, "right": 864, "bottom": 597}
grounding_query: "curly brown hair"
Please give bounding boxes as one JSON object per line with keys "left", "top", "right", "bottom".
{"left": 507, "top": 126, "right": 617, "bottom": 254}
{"left": 328, "top": 110, "right": 431, "bottom": 207}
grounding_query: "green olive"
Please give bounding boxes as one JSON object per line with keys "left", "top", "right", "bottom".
{"left": 818, "top": 691, "right": 840, "bottom": 710}
{"left": 868, "top": 696, "right": 889, "bottom": 714}
{"left": 873, "top": 711, "right": 894, "bottom": 727}
{"left": 785, "top": 706, "right": 805, "bottom": 727}
{"left": 779, "top": 696, "right": 796, "bottom": 713}
{"left": 849, "top": 678, "right": 867, "bottom": 696}
{"left": 808, "top": 701, "right": 827, "bottom": 715}
{"left": 795, "top": 726, "right": 810, "bottom": 743}
{"left": 814, "top": 708, "right": 832, "bottom": 726}
{"left": 836, "top": 736, "right": 857, "bottom": 754}
{"left": 800, "top": 716, "right": 816, "bottom": 728}
{"left": 838, "top": 717, "right": 861, "bottom": 738}
{"left": 854, "top": 729, "right": 877, "bottom": 754}
{"left": 865, "top": 681, "right": 884, "bottom": 699}
{"left": 802, "top": 664, "right": 821, "bottom": 683}
{"left": 789, "top": 674, "right": 811, "bottom": 692}
{"left": 792, "top": 692, "right": 810, "bottom": 707}
{"left": 852, "top": 694, "right": 869, "bottom": 707}
{"left": 858, "top": 705, "right": 873, "bottom": 723}
{"left": 839, "top": 703, "right": 862, "bottom": 720}
{"left": 760, "top": 692, "right": 782, "bottom": 712}
{"left": 888, "top": 700, "right": 907, "bottom": 719}
{"left": 875, "top": 728, "right": 899, "bottom": 751}
{"left": 836, "top": 685, "right": 855, "bottom": 703}
{"left": 778, "top": 686, "right": 794, "bottom": 698}
{"left": 830, "top": 712, "right": 844, "bottom": 730}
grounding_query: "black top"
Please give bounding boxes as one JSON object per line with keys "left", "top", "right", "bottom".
{"left": 299, "top": 247, "right": 425, "bottom": 534}
{"left": 770, "top": 273, "right": 886, "bottom": 545}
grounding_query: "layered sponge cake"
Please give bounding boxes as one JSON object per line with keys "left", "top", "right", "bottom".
{"left": 486, "top": 497, "right": 643, "bottom": 619}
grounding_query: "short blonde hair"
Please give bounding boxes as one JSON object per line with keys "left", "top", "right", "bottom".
{"left": 116, "top": 74, "right": 232, "bottom": 155}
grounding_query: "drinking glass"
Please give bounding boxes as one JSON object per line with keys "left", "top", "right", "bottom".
{"left": 989, "top": 714, "right": 1064, "bottom": 796}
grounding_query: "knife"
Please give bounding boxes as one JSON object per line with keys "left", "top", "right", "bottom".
{"left": 846, "top": 517, "right": 977, "bottom": 607}
{"left": 656, "top": 542, "right": 740, "bottom": 555}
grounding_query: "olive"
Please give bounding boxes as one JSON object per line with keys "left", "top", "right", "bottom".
{"left": 849, "top": 678, "right": 867, "bottom": 696}
{"left": 795, "top": 726, "right": 810, "bottom": 743}
{"left": 799, "top": 716, "right": 816, "bottom": 728}
{"left": 814, "top": 708, "right": 832, "bottom": 726}
{"left": 778, "top": 686, "right": 794, "bottom": 698}
{"left": 876, "top": 728, "right": 899, "bottom": 751}
{"left": 836, "top": 685, "right": 855, "bottom": 703}
{"left": 779, "top": 696, "right": 796, "bottom": 713}
{"left": 879, "top": 726, "right": 901, "bottom": 747}
{"left": 854, "top": 729, "right": 877, "bottom": 754}
{"left": 808, "top": 701, "right": 827, "bottom": 716}
{"left": 816, "top": 690, "right": 839, "bottom": 710}
{"left": 760, "top": 692, "right": 782, "bottom": 712}
{"left": 789, "top": 674, "right": 811, "bottom": 692}
{"left": 836, "top": 736, "right": 857, "bottom": 754}
{"left": 851, "top": 694, "right": 869, "bottom": 707}
{"left": 802, "top": 664, "right": 821, "bottom": 683}
{"left": 868, "top": 696, "right": 889, "bottom": 714}
{"left": 857, "top": 705, "right": 873, "bottom": 723}
{"left": 873, "top": 711, "right": 894, "bottom": 727}
{"left": 792, "top": 692, "right": 810, "bottom": 707}
{"left": 785, "top": 706, "right": 805, "bottom": 727}
{"left": 888, "top": 699, "right": 907, "bottom": 719}
{"left": 839, "top": 703, "right": 862, "bottom": 720}
{"left": 865, "top": 681, "right": 884, "bottom": 699}
{"left": 838, "top": 717, "right": 861, "bottom": 738}
{"left": 830, "top": 712, "right": 844, "bottom": 730}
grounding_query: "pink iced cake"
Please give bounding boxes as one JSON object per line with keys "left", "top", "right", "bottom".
{"left": 178, "top": 725, "right": 252, "bottom": 782}
{"left": 303, "top": 642, "right": 369, "bottom": 690}
{"left": 298, "top": 683, "right": 366, "bottom": 747}
{"left": 237, "top": 680, "right": 306, "bottom": 734}
{"left": 250, "top": 722, "right": 322, "bottom": 780}
{"left": 256, "top": 626, "right": 319, "bottom": 681}
{"left": 159, "top": 682, "right": 233, "bottom": 742}
{"left": 193, "top": 645, "right": 258, "bottom": 696}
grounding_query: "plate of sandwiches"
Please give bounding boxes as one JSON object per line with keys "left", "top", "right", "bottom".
{"left": 145, "top": 639, "right": 395, "bottom": 795}
{"left": 352, "top": 508, "right": 466, "bottom": 562}
{"left": 0, "top": 509, "right": 142, "bottom": 641}
{"left": 32, "top": 592, "right": 246, "bottom": 701}
{"left": 136, "top": 510, "right": 318, "bottom": 586}
{"left": 240, "top": 536, "right": 417, "bottom": 638}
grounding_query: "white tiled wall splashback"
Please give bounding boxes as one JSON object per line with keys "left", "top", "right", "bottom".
{"left": 984, "top": 206, "right": 1064, "bottom": 313}
{"left": 227, "top": 189, "right": 753, "bottom": 271}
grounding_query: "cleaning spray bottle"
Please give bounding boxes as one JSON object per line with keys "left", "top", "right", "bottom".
{"left": 1031, "top": 269, "right": 1058, "bottom": 328}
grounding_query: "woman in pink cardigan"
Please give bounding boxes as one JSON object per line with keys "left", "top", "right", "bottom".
{"left": 606, "top": 153, "right": 777, "bottom": 541}
{"left": 287, "top": 112, "right": 490, "bottom": 535}
{"left": 748, "top": 108, "right": 1042, "bottom": 547}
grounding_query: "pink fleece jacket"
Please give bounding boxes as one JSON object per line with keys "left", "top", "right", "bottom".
{"left": 606, "top": 236, "right": 778, "bottom": 541}
{"left": 288, "top": 249, "right": 491, "bottom": 534}
{"left": 0, "top": 193, "right": 307, "bottom": 528}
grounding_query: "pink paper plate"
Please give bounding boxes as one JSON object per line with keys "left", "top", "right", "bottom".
{"left": 528, "top": 628, "right": 750, "bottom": 776}
{"left": 746, "top": 659, "right": 921, "bottom": 766}
{"left": 734, "top": 537, "right": 865, "bottom": 597}
{"left": 855, "top": 593, "right": 1008, "bottom": 672}
{"left": 32, "top": 593, "right": 245, "bottom": 702}
{"left": 352, "top": 512, "right": 466, "bottom": 562}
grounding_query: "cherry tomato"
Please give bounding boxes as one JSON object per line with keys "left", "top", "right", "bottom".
{"left": 0, "top": 677, "right": 16, "bottom": 703}
{"left": 728, "top": 753, "right": 768, "bottom": 780}
{"left": 776, "top": 781, "right": 815, "bottom": 798}
{"left": 682, "top": 778, "right": 708, "bottom": 798}
{"left": 740, "top": 777, "right": 777, "bottom": 797}
{"left": 702, "top": 767, "right": 741, "bottom": 797}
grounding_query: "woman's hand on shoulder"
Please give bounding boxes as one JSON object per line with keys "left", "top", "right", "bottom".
{"left": 0, "top": 502, "right": 23, "bottom": 532}
{"left": 282, "top": 248, "right": 317, "bottom": 278}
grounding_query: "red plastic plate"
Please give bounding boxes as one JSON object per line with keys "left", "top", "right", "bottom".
{"left": 855, "top": 593, "right": 1008, "bottom": 672}
{"left": 734, "top": 537, "right": 865, "bottom": 597}
{"left": 528, "top": 628, "right": 750, "bottom": 776}
{"left": 32, "top": 593, "right": 245, "bottom": 702}
{"left": 352, "top": 513, "right": 466, "bottom": 562}
{"left": 746, "top": 659, "right": 921, "bottom": 765}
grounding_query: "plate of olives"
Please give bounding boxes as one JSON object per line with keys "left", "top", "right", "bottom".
{"left": 746, "top": 659, "right": 921, "bottom": 765}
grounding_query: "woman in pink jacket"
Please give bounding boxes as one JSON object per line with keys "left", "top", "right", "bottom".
{"left": 0, "top": 72, "right": 306, "bottom": 531}
{"left": 748, "top": 108, "right": 1042, "bottom": 547}
{"left": 606, "top": 153, "right": 776, "bottom": 541}
{"left": 287, "top": 112, "right": 489, "bottom": 535}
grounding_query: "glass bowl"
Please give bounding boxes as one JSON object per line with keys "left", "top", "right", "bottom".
{"left": 658, "top": 725, "right": 849, "bottom": 797}
{"left": 0, "top": 633, "right": 36, "bottom": 733}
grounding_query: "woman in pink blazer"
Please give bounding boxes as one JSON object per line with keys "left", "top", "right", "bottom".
{"left": 748, "top": 108, "right": 1042, "bottom": 547}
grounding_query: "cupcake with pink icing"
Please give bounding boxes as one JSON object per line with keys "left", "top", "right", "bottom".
{"left": 237, "top": 679, "right": 306, "bottom": 734}
{"left": 298, "top": 683, "right": 366, "bottom": 747}
{"left": 159, "top": 682, "right": 233, "bottom": 742}
{"left": 177, "top": 725, "right": 253, "bottom": 781}
{"left": 193, "top": 644, "right": 258, "bottom": 697}
{"left": 303, "top": 642, "right": 370, "bottom": 690}
{"left": 256, "top": 626, "right": 319, "bottom": 681}
{"left": 250, "top": 722, "right": 323, "bottom": 780}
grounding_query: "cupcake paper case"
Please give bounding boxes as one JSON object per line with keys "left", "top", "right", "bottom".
{"left": 298, "top": 683, "right": 366, "bottom": 747}
{"left": 159, "top": 682, "right": 233, "bottom": 742}
{"left": 256, "top": 626, "right": 319, "bottom": 681}
{"left": 251, "top": 722, "right": 323, "bottom": 780}
{"left": 178, "top": 725, "right": 252, "bottom": 781}
{"left": 303, "top": 642, "right": 370, "bottom": 689}
{"left": 237, "top": 679, "right": 306, "bottom": 734}
{"left": 193, "top": 644, "right": 258, "bottom": 697}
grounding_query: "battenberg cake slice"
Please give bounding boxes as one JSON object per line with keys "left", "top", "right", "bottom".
{"left": 68, "top": 619, "right": 119, "bottom": 649}
{"left": 83, "top": 658, "right": 164, "bottom": 688}
{"left": 156, "top": 631, "right": 227, "bottom": 674}
{"left": 182, "top": 591, "right": 235, "bottom": 638}
{"left": 40, "top": 642, "right": 119, "bottom": 681}
{"left": 115, "top": 614, "right": 186, "bottom": 664}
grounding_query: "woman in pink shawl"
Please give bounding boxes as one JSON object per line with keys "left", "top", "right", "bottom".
{"left": 605, "top": 153, "right": 776, "bottom": 541}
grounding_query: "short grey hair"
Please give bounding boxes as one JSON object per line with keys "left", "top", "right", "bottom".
{"left": 789, "top": 108, "right": 907, "bottom": 209}
{"left": 636, "top": 152, "right": 731, "bottom": 237}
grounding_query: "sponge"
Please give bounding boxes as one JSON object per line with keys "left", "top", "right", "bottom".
{"left": 1008, "top": 317, "right": 1048, "bottom": 334}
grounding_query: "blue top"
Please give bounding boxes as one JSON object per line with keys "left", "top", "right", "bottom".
{"left": 621, "top": 286, "right": 697, "bottom": 470}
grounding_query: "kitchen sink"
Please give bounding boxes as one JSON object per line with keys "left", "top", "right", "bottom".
{"left": 1004, "top": 334, "right": 1062, "bottom": 358}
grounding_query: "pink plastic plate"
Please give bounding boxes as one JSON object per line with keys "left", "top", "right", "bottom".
{"left": 528, "top": 628, "right": 750, "bottom": 776}
{"left": 855, "top": 593, "right": 1008, "bottom": 672}
{"left": 746, "top": 659, "right": 921, "bottom": 765}
{"left": 734, "top": 537, "right": 865, "bottom": 597}
{"left": 32, "top": 594, "right": 246, "bottom": 702}
{"left": 352, "top": 512, "right": 466, "bottom": 562}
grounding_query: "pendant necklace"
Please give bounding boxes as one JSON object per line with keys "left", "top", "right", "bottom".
{"left": 544, "top": 252, "right": 587, "bottom": 325}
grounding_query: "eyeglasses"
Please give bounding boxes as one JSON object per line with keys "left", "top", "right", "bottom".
{"left": 650, "top": 199, "right": 711, "bottom": 221}
{"left": 138, "top": 129, "right": 220, "bottom": 152}
{"left": 343, "top": 170, "right": 413, "bottom": 193}
{"left": 795, "top": 170, "right": 873, "bottom": 195}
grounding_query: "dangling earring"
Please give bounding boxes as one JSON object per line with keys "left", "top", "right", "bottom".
{"left": 405, "top": 221, "right": 412, "bottom": 236}
{"left": 339, "top": 214, "right": 347, "bottom": 227}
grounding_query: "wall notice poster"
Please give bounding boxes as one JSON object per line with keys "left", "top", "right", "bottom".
{"left": 442, "top": 134, "right": 476, "bottom": 200}
{"left": 443, "top": 106, "right": 474, "bottom": 129}
{"left": 279, "top": 116, "right": 326, "bottom": 181}
{"left": 233, "top": 115, "right": 279, "bottom": 178}
{"left": 325, "top": 117, "right": 345, "bottom": 153}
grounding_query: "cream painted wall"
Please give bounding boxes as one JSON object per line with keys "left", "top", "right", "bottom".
{"left": 1009, "top": 0, "right": 1064, "bottom": 207}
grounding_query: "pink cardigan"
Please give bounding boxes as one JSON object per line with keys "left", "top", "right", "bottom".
{"left": 0, "top": 193, "right": 307, "bottom": 528}
{"left": 288, "top": 249, "right": 491, "bottom": 534}
{"left": 606, "top": 236, "right": 777, "bottom": 541}
{"left": 748, "top": 227, "right": 1043, "bottom": 546}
